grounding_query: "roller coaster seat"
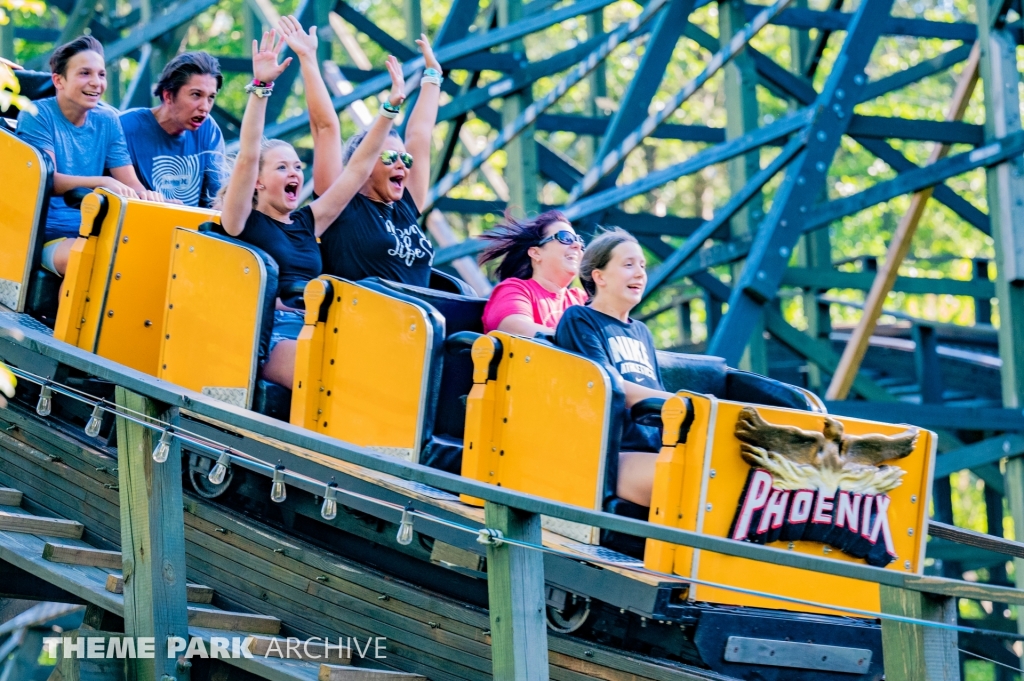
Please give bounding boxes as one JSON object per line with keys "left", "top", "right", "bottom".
{"left": 292, "top": 275, "right": 445, "bottom": 462}
{"left": 53, "top": 189, "right": 219, "bottom": 374}
{"left": 361, "top": 275, "right": 487, "bottom": 473}
{"left": 157, "top": 227, "right": 278, "bottom": 410}
{"left": 0, "top": 128, "right": 57, "bottom": 322}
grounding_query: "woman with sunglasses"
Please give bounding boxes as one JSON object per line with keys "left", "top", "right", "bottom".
{"left": 219, "top": 23, "right": 405, "bottom": 388}
{"left": 317, "top": 36, "right": 442, "bottom": 287}
{"left": 556, "top": 228, "right": 671, "bottom": 508}
{"left": 479, "top": 211, "right": 587, "bottom": 336}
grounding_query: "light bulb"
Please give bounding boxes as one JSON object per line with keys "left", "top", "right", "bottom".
{"left": 84, "top": 404, "right": 104, "bottom": 437}
{"left": 152, "top": 429, "right": 173, "bottom": 463}
{"left": 396, "top": 505, "right": 415, "bottom": 546}
{"left": 208, "top": 451, "right": 231, "bottom": 485}
{"left": 36, "top": 385, "right": 52, "bottom": 416}
{"left": 270, "top": 465, "right": 287, "bottom": 503}
{"left": 320, "top": 483, "right": 338, "bottom": 520}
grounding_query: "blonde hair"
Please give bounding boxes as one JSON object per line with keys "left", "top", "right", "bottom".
{"left": 213, "top": 138, "right": 295, "bottom": 210}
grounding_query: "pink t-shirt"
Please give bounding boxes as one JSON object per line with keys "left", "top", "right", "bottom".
{"left": 482, "top": 277, "right": 588, "bottom": 333}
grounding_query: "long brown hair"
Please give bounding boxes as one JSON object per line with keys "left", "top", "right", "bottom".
{"left": 578, "top": 227, "right": 637, "bottom": 297}
{"left": 478, "top": 210, "right": 570, "bottom": 281}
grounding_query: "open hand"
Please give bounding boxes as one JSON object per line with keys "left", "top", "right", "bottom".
{"left": 137, "top": 189, "right": 166, "bottom": 203}
{"left": 384, "top": 55, "right": 406, "bottom": 107}
{"left": 278, "top": 15, "right": 317, "bottom": 60}
{"left": 98, "top": 179, "right": 139, "bottom": 199}
{"left": 252, "top": 29, "right": 292, "bottom": 84}
{"left": 415, "top": 34, "right": 440, "bottom": 72}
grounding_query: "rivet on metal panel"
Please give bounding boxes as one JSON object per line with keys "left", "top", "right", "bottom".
{"left": 244, "top": 267, "right": 250, "bottom": 274}
{"left": 489, "top": 471, "right": 494, "bottom": 476}
{"left": 904, "top": 561, "right": 911, "bottom": 570}
{"left": 705, "top": 504, "right": 712, "bottom": 511}
{"left": 525, "top": 356, "right": 530, "bottom": 362}
{"left": 907, "top": 528, "right": 914, "bottom": 536}
{"left": 410, "top": 324, "right": 416, "bottom": 332}
{"left": 115, "top": 273, "right": 121, "bottom": 280}
{"left": 587, "top": 382, "right": 594, "bottom": 388}
{"left": 144, "top": 320, "right": 152, "bottom": 327}
{"left": 910, "top": 495, "right": 917, "bottom": 503}
{"left": 709, "top": 470, "right": 716, "bottom": 478}
{"left": 788, "top": 542, "right": 795, "bottom": 550}
{"left": 189, "top": 246, "right": 194, "bottom": 252}
{"left": 107, "top": 310, "right": 114, "bottom": 317}
{"left": 123, "top": 236, "right": 129, "bottom": 243}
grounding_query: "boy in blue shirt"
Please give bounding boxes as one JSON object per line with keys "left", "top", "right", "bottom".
{"left": 120, "top": 52, "right": 225, "bottom": 207}
{"left": 16, "top": 36, "right": 163, "bottom": 276}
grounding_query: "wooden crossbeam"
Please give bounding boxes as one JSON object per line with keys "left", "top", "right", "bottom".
{"left": 928, "top": 521, "right": 1024, "bottom": 560}
{"left": 0, "top": 487, "right": 22, "bottom": 506}
{"left": 0, "top": 510, "right": 83, "bottom": 539}
{"left": 186, "top": 606, "right": 281, "bottom": 635}
{"left": 43, "top": 542, "right": 122, "bottom": 569}
{"left": 246, "top": 635, "right": 352, "bottom": 664}
{"left": 104, "top": 574, "right": 214, "bottom": 604}
{"left": 318, "top": 665, "right": 424, "bottom": 681}
{"left": 826, "top": 42, "right": 982, "bottom": 400}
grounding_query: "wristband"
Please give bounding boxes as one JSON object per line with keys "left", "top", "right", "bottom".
{"left": 382, "top": 100, "right": 401, "bottom": 114}
{"left": 421, "top": 75, "right": 443, "bottom": 86}
{"left": 245, "top": 80, "right": 274, "bottom": 98}
{"left": 252, "top": 79, "right": 273, "bottom": 87}
{"left": 380, "top": 107, "right": 398, "bottom": 119}
{"left": 424, "top": 67, "right": 442, "bottom": 78}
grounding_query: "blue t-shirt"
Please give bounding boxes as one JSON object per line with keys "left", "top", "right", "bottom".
{"left": 17, "top": 97, "right": 133, "bottom": 241}
{"left": 119, "top": 108, "right": 225, "bottom": 207}
{"left": 555, "top": 305, "right": 664, "bottom": 452}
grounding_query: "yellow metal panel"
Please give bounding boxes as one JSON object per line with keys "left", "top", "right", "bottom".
{"left": 291, "top": 278, "right": 331, "bottom": 428}
{"left": 462, "top": 332, "right": 612, "bottom": 515}
{"left": 688, "top": 401, "right": 934, "bottom": 615}
{"left": 158, "top": 229, "right": 265, "bottom": 407}
{"left": 53, "top": 234, "right": 95, "bottom": 345}
{"left": 0, "top": 130, "right": 46, "bottom": 311}
{"left": 74, "top": 190, "right": 126, "bottom": 353}
{"left": 94, "top": 201, "right": 217, "bottom": 374}
{"left": 310, "top": 277, "right": 433, "bottom": 461}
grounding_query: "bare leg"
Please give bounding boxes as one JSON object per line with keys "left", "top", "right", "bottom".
{"left": 262, "top": 339, "right": 297, "bottom": 389}
{"left": 616, "top": 450, "right": 659, "bottom": 507}
{"left": 53, "top": 239, "right": 74, "bottom": 276}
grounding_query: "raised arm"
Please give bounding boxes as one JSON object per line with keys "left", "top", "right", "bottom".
{"left": 278, "top": 15, "right": 342, "bottom": 195}
{"left": 404, "top": 35, "right": 441, "bottom": 210}
{"left": 310, "top": 56, "right": 405, "bottom": 236}
{"left": 220, "top": 30, "right": 292, "bottom": 236}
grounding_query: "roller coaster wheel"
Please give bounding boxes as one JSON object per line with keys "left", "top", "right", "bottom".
{"left": 546, "top": 597, "right": 591, "bottom": 634}
{"left": 188, "top": 453, "right": 234, "bottom": 499}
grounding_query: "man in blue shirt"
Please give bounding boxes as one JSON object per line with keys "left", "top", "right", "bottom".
{"left": 120, "top": 52, "right": 225, "bottom": 207}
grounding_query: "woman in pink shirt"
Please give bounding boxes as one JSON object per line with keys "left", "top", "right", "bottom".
{"left": 480, "top": 210, "right": 588, "bottom": 336}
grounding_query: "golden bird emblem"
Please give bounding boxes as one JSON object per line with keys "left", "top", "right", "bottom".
{"left": 734, "top": 407, "right": 919, "bottom": 495}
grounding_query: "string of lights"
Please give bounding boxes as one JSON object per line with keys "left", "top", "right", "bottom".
{"left": 4, "top": 364, "right": 1024, "bottom": 642}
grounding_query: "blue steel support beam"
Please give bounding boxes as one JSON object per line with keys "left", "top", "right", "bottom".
{"left": 707, "top": 0, "right": 899, "bottom": 364}
{"left": 581, "top": 0, "right": 695, "bottom": 197}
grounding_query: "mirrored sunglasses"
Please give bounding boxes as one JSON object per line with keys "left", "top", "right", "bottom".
{"left": 380, "top": 150, "right": 414, "bottom": 168}
{"left": 538, "top": 229, "right": 585, "bottom": 249}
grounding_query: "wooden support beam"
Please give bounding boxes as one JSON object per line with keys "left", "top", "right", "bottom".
{"left": 104, "top": 574, "right": 214, "bottom": 604}
{"left": 826, "top": 42, "right": 981, "bottom": 401}
{"left": 928, "top": 521, "right": 1024, "bottom": 560}
{"left": 318, "top": 665, "right": 424, "bottom": 681}
{"left": 0, "top": 510, "right": 83, "bottom": 539}
{"left": 186, "top": 605, "right": 281, "bottom": 635}
{"left": 483, "top": 501, "right": 549, "bottom": 681}
{"left": 246, "top": 635, "right": 351, "bottom": 663}
{"left": 879, "top": 585, "right": 960, "bottom": 681}
{"left": 0, "top": 486, "right": 23, "bottom": 506}
{"left": 114, "top": 387, "right": 189, "bottom": 679}
{"left": 44, "top": 542, "right": 122, "bottom": 570}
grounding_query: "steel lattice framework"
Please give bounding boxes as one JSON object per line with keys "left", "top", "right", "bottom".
{"left": 7, "top": 0, "right": 1024, "bottom": 668}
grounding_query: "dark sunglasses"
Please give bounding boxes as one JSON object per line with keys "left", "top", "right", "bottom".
{"left": 380, "top": 150, "right": 414, "bottom": 168}
{"left": 538, "top": 229, "right": 585, "bottom": 248}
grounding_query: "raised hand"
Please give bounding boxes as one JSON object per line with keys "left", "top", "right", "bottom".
{"left": 277, "top": 15, "right": 317, "bottom": 61}
{"left": 252, "top": 29, "right": 292, "bottom": 84}
{"left": 415, "top": 34, "right": 440, "bottom": 72}
{"left": 384, "top": 55, "right": 406, "bottom": 107}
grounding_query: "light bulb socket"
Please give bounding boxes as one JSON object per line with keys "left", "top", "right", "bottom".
{"left": 270, "top": 465, "right": 287, "bottom": 503}
{"left": 207, "top": 450, "right": 232, "bottom": 485}
{"left": 84, "top": 403, "right": 104, "bottom": 438}
{"left": 152, "top": 428, "right": 173, "bottom": 463}
{"left": 36, "top": 385, "right": 53, "bottom": 416}
{"left": 396, "top": 503, "right": 415, "bottom": 546}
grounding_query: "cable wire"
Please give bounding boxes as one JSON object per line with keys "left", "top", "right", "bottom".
{"left": 5, "top": 365, "right": 1024, "bottom": 641}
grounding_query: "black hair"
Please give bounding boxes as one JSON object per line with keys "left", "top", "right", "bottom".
{"left": 50, "top": 35, "right": 103, "bottom": 77}
{"left": 342, "top": 128, "right": 402, "bottom": 164}
{"left": 154, "top": 51, "right": 223, "bottom": 102}
{"left": 579, "top": 227, "right": 638, "bottom": 296}
{"left": 478, "top": 210, "right": 572, "bottom": 282}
